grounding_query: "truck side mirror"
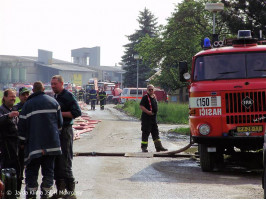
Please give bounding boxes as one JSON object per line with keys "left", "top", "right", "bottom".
{"left": 179, "top": 61, "right": 190, "bottom": 82}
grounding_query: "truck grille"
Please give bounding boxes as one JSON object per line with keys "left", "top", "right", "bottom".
{"left": 225, "top": 91, "right": 266, "bottom": 124}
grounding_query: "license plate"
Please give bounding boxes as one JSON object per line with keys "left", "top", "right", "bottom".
{"left": 237, "top": 126, "right": 263, "bottom": 133}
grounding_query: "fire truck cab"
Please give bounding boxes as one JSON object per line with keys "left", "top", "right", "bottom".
{"left": 180, "top": 30, "right": 266, "bottom": 172}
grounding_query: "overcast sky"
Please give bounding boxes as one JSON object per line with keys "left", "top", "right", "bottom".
{"left": 0, "top": 0, "right": 181, "bottom": 66}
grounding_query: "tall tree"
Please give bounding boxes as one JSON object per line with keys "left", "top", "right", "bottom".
{"left": 220, "top": 0, "right": 266, "bottom": 38}
{"left": 121, "top": 8, "right": 158, "bottom": 87}
{"left": 137, "top": 0, "right": 213, "bottom": 91}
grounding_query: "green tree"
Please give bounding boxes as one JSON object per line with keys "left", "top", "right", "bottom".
{"left": 220, "top": 0, "right": 266, "bottom": 38}
{"left": 137, "top": 0, "right": 213, "bottom": 91}
{"left": 122, "top": 8, "right": 158, "bottom": 87}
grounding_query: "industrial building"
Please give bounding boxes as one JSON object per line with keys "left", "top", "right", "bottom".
{"left": 71, "top": 47, "right": 124, "bottom": 84}
{"left": 0, "top": 47, "right": 125, "bottom": 89}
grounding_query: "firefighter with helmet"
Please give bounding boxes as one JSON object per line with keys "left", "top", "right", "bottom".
{"left": 98, "top": 88, "right": 106, "bottom": 110}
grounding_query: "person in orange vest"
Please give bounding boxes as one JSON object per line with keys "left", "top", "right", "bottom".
{"left": 139, "top": 84, "right": 168, "bottom": 153}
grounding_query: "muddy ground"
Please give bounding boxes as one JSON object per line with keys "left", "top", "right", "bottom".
{"left": 71, "top": 104, "right": 263, "bottom": 199}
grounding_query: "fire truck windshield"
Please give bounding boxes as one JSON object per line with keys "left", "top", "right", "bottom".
{"left": 194, "top": 52, "right": 266, "bottom": 81}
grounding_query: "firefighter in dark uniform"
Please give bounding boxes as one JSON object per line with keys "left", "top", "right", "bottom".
{"left": 98, "top": 88, "right": 106, "bottom": 110}
{"left": 89, "top": 87, "right": 97, "bottom": 110}
{"left": 0, "top": 89, "right": 21, "bottom": 197}
{"left": 14, "top": 87, "right": 30, "bottom": 194}
{"left": 78, "top": 88, "right": 85, "bottom": 102}
{"left": 139, "top": 84, "right": 168, "bottom": 153}
{"left": 50, "top": 75, "right": 81, "bottom": 199}
{"left": 73, "top": 87, "right": 78, "bottom": 100}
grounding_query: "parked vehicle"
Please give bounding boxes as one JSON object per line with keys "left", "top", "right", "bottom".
{"left": 103, "top": 83, "right": 115, "bottom": 103}
{"left": 112, "top": 87, "right": 123, "bottom": 104}
{"left": 84, "top": 78, "right": 98, "bottom": 104}
{"left": 44, "top": 84, "right": 54, "bottom": 97}
{"left": 98, "top": 81, "right": 122, "bottom": 104}
{"left": 143, "top": 89, "right": 168, "bottom": 102}
{"left": 64, "top": 82, "right": 73, "bottom": 92}
{"left": 120, "top": 88, "right": 146, "bottom": 103}
{"left": 120, "top": 87, "right": 168, "bottom": 103}
{"left": 179, "top": 30, "right": 266, "bottom": 172}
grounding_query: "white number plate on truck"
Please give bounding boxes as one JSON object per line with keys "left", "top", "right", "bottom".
{"left": 189, "top": 96, "right": 221, "bottom": 108}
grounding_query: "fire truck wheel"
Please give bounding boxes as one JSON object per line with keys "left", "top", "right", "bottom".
{"left": 199, "top": 144, "right": 215, "bottom": 172}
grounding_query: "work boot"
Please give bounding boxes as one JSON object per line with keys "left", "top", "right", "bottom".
{"left": 141, "top": 142, "right": 148, "bottom": 152}
{"left": 49, "top": 179, "right": 66, "bottom": 199}
{"left": 64, "top": 180, "right": 77, "bottom": 199}
{"left": 154, "top": 140, "right": 168, "bottom": 152}
{"left": 26, "top": 188, "right": 37, "bottom": 199}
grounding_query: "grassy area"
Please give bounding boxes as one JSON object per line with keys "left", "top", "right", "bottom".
{"left": 170, "top": 127, "right": 190, "bottom": 135}
{"left": 116, "top": 100, "right": 189, "bottom": 124}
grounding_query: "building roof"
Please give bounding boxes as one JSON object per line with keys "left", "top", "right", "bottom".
{"left": 87, "top": 65, "right": 125, "bottom": 73}
{"left": 22, "top": 56, "right": 95, "bottom": 72}
{"left": 0, "top": 55, "right": 124, "bottom": 73}
{"left": 0, "top": 55, "right": 35, "bottom": 62}
{"left": 37, "top": 63, "right": 95, "bottom": 72}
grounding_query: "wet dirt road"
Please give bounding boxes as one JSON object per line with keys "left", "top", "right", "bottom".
{"left": 73, "top": 104, "right": 263, "bottom": 199}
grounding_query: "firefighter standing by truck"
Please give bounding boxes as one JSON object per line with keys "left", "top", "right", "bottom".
{"left": 139, "top": 84, "right": 168, "bottom": 153}
{"left": 98, "top": 88, "right": 106, "bottom": 110}
{"left": 89, "top": 87, "right": 97, "bottom": 110}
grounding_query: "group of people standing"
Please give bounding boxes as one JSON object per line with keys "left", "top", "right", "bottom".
{"left": 0, "top": 78, "right": 168, "bottom": 198}
{"left": 0, "top": 75, "right": 81, "bottom": 199}
{"left": 89, "top": 88, "right": 106, "bottom": 111}
{"left": 74, "top": 86, "right": 107, "bottom": 111}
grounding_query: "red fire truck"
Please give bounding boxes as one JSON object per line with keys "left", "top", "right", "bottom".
{"left": 179, "top": 30, "right": 266, "bottom": 172}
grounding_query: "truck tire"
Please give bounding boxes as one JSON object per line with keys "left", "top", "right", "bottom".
{"left": 199, "top": 144, "right": 215, "bottom": 172}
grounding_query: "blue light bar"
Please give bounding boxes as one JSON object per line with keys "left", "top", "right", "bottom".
{"left": 204, "top": 37, "right": 211, "bottom": 48}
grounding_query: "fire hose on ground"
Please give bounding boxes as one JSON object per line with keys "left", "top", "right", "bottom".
{"left": 73, "top": 141, "right": 197, "bottom": 158}
{"left": 74, "top": 104, "right": 197, "bottom": 158}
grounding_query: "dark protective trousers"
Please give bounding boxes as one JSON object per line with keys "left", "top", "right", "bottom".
{"left": 0, "top": 139, "right": 22, "bottom": 193}
{"left": 25, "top": 155, "right": 55, "bottom": 189}
{"left": 100, "top": 100, "right": 105, "bottom": 110}
{"left": 54, "top": 125, "right": 75, "bottom": 182}
{"left": 91, "top": 100, "right": 96, "bottom": 110}
{"left": 141, "top": 116, "right": 160, "bottom": 146}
